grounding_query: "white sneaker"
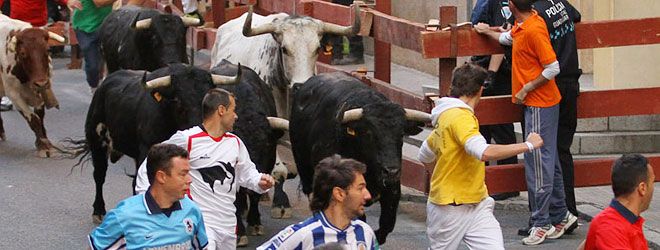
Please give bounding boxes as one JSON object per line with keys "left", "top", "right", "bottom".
{"left": 522, "top": 224, "right": 555, "bottom": 245}
{"left": 547, "top": 212, "right": 578, "bottom": 239}
{"left": 0, "top": 97, "right": 12, "bottom": 111}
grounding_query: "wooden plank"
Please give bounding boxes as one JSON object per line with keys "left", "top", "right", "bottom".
{"left": 420, "top": 17, "right": 660, "bottom": 59}
{"left": 437, "top": 6, "right": 456, "bottom": 96}
{"left": 212, "top": 0, "right": 226, "bottom": 28}
{"left": 402, "top": 157, "right": 431, "bottom": 193}
{"left": 373, "top": 0, "right": 391, "bottom": 83}
{"left": 486, "top": 156, "right": 660, "bottom": 194}
{"left": 316, "top": 62, "right": 430, "bottom": 112}
{"left": 475, "top": 87, "right": 660, "bottom": 125}
{"left": 402, "top": 155, "right": 660, "bottom": 194}
{"left": 225, "top": 5, "right": 250, "bottom": 21}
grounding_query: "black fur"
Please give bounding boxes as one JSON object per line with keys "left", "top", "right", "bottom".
{"left": 290, "top": 72, "right": 423, "bottom": 245}
{"left": 99, "top": 6, "right": 188, "bottom": 73}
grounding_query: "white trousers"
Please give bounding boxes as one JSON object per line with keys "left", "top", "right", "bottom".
{"left": 426, "top": 197, "right": 504, "bottom": 250}
{"left": 206, "top": 226, "right": 237, "bottom": 250}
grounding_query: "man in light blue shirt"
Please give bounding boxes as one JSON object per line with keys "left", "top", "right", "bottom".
{"left": 88, "top": 143, "right": 208, "bottom": 250}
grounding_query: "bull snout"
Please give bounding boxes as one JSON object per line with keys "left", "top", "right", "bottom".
{"left": 381, "top": 168, "right": 401, "bottom": 187}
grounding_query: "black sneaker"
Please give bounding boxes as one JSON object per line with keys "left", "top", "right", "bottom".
{"left": 490, "top": 192, "right": 520, "bottom": 201}
{"left": 518, "top": 226, "right": 531, "bottom": 236}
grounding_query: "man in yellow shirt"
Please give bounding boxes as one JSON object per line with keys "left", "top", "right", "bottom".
{"left": 418, "top": 63, "right": 543, "bottom": 249}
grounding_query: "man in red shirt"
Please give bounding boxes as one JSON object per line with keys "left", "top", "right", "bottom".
{"left": 583, "top": 154, "right": 654, "bottom": 250}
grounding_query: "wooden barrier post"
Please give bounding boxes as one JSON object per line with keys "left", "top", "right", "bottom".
{"left": 374, "top": 0, "right": 391, "bottom": 83}
{"left": 438, "top": 6, "right": 456, "bottom": 96}
{"left": 213, "top": 0, "right": 227, "bottom": 28}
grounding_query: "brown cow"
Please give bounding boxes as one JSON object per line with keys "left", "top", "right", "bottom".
{"left": 0, "top": 14, "right": 65, "bottom": 157}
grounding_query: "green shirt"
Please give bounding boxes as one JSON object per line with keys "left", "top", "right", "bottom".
{"left": 72, "top": 0, "right": 113, "bottom": 33}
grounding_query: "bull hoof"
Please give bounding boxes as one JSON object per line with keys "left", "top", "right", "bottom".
{"left": 260, "top": 193, "right": 270, "bottom": 202}
{"left": 248, "top": 225, "right": 264, "bottom": 236}
{"left": 236, "top": 235, "right": 249, "bottom": 247}
{"left": 282, "top": 207, "right": 293, "bottom": 219}
{"left": 271, "top": 207, "right": 283, "bottom": 219}
{"left": 0, "top": 132, "right": 5, "bottom": 141}
{"left": 92, "top": 214, "right": 104, "bottom": 225}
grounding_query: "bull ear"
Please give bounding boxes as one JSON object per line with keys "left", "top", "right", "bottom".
{"left": 404, "top": 120, "right": 424, "bottom": 136}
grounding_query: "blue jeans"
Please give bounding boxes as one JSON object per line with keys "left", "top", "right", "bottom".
{"left": 74, "top": 29, "right": 103, "bottom": 88}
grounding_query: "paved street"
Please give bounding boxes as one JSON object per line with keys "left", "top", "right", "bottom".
{"left": 0, "top": 56, "right": 654, "bottom": 249}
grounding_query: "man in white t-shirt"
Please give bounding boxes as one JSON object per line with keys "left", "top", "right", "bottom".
{"left": 136, "top": 88, "right": 275, "bottom": 250}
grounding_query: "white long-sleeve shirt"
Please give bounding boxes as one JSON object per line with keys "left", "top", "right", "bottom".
{"left": 135, "top": 126, "right": 268, "bottom": 234}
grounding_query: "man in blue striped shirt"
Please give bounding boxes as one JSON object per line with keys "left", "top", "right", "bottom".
{"left": 88, "top": 144, "right": 209, "bottom": 250}
{"left": 258, "top": 155, "right": 379, "bottom": 250}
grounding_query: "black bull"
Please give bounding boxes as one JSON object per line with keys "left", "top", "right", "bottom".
{"left": 211, "top": 60, "right": 288, "bottom": 241}
{"left": 99, "top": 6, "right": 194, "bottom": 73}
{"left": 66, "top": 63, "right": 239, "bottom": 222}
{"left": 290, "top": 72, "right": 430, "bottom": 244}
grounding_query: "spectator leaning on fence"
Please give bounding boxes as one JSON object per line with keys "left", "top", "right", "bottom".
{"left": 474, "top": 0, "right": 578, "bottom": 245}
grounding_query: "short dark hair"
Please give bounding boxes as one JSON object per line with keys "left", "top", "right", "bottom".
{"left": 202, "top": 88, "right": 235, "bottom": 120}
{"left": 449, "top": 63, "right": 488, "bottom": 98}
{"left": 146, "top": 143, "right": 189, "bottom": 183}
{"left": 510, "top": 0, "right": 533, "bottom": 12}
{"left": 310, "top": 155, "right": 367, "bottom": 212}
{"left": 612, "top": 154, "right": 650, "bottom": 197}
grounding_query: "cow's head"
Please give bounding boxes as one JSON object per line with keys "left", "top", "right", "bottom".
{"left": 8, "top": 28, "right": 63, "bottom": 89}
{"left": 338, "top": 102, "right": 430, "bottom": 198}
{"left": 242, "top": 5, "right": 360, "bottom": 87}
{"left": 143, "top": 63, "right": 241, "bottom": 130}
{"left": 132, "top": 14, "right": 200, "bottom": 67}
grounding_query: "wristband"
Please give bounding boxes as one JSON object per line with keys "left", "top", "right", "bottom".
{"left": 524, "top": 141, "right": 534, "bottom": 152}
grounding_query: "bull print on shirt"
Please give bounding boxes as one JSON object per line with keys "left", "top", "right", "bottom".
{"left": 198, "top": 161, "right": 236, "bottom": 193}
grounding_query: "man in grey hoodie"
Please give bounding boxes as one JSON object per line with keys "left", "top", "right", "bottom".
{"left": 418, "top": 63, "right": 543, "bottom": 249}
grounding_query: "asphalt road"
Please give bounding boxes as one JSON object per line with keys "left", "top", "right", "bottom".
{"left": 0, "top": 57, "right": 588, "bottom": 249}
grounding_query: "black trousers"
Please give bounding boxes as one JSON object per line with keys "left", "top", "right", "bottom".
{"left": 480, "top": 124, "right": 518, "bottom": 165}
{"left": 481, "top": 66, "right": 517, "bottom": 165}
{"left": 557, "top": 77, "right": 580, "bottom": 216}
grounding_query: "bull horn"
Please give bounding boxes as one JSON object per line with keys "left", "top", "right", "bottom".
{"left": 267, "top": 117, "right": 289, "bottom": 131}
{"left": 322, "top": 4, "right": 360, "bottom": 36}
{"left": 341, "top": 108, "right": 363, "bottom": 123}
{"left": 404, "top": 108, "right": 432, "bottom": 123}
{"left": 181, "top": 16, "right": 201, "bottom": 27}
{"left": 145, "top": 76, "right": 172, "bottom": 89}
{"left": 134, "top": 18, "right": 152, "bottom": 30}
{"left": 211, "top": 63, "right": 242, "bottom": 85}
{"left": 48, "top": 31, "right": 65, "bottom": 43}
{"left": 243, "top": 5, "right": 276, "bottom": 37}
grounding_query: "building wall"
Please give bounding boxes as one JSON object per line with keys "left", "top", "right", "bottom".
{"left": 571, "top": 0, "right": 660, "bottom": 89}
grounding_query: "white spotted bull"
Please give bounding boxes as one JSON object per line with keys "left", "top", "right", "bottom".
{"left": 0, "top": 14, "right": 66, "bottom": 157}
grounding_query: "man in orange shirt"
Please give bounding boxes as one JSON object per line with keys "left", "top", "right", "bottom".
{"left": 475, "top": 0, "right": 576, "bottom": 246}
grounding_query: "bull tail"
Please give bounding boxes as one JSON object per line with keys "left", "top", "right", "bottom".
{"left": 59, "top": 137, "right": 92, "bottom": 174}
